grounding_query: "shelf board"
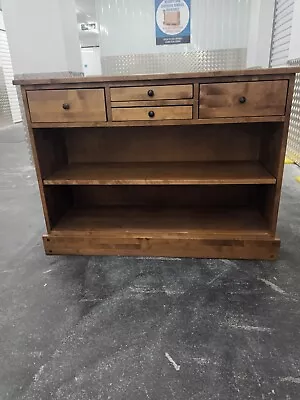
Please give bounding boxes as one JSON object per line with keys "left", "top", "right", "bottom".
{"left": 51, "top": 206, "right": 271, "bottom": 239}
{"left": 31, "top": 115, "right": 285, "bottom": 128}
{"left": 44, "top": 161, "right": 276, "bottom": 186}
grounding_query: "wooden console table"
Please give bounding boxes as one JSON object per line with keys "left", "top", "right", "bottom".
{"left": 14, "top": 67, "right": 299, "bottom": 259}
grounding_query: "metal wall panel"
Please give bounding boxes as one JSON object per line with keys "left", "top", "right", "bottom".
{"left": 0, "top": 66, "right": 12, "bottom": 127}
{"left": 101, "top": 48, "right": 247, "bottom": 76}
{"left": 270, "top": 0, "right": 295, "bottom": 66}
{"left": 96, "top": 0, "right": 250, "bottom": 57}
{"left": 0, "top": 29, "right": 22, "bottom": 123}
{"left": 96, "top": 0, "right": 249, "bottom": 75}
{"left": 287, "top": 58, "right": 300, "bottom": 166}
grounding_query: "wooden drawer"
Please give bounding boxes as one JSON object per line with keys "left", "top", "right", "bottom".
{"left": 111, "top": 84, "right": 193, "bottom": 102}
{"left": 199, "top": 80, "right": 288, "bottom": 118}
{"left": 27, "top": 89, "right": 107, "bottom": 123}
{"left": 112, "top": 106, "right": 193, "bottom": 121}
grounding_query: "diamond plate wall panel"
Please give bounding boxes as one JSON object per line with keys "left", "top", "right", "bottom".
{"left": 287, "top": 58, "right": 300, "bottom": 166}
{"left": 0, "top": 66, "right": 12, "bottom": 127}
{"left": 270, "top": 0, "right": 295, "bottom": 67}
{"left": 101, "top": 48, "right": 247, "bottom": 76}
{"left": 0, "top": 29, "right": 22, "bottom": 123}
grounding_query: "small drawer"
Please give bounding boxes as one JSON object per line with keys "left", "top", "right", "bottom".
{"left": 111, "top": 84, "right": 193, "bottom": 102}
{"left": 199, "top": 80, "right": 288, "bottom": 118}
{"left": 27, "top": 89, "right": 107, "bottom": 123}
{"left": 112, "top": 106, "right": 193, "bottom": 121}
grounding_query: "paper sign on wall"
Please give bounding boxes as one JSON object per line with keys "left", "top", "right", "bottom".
{"left": 155, "top": 0, "right": 191, "bottom": 45}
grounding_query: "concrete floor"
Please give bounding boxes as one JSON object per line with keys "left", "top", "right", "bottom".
{"left": 1, "top": 124, "right": 300, "bottom": 400}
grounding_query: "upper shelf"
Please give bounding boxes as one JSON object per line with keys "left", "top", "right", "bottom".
{"left": 43, "top": 161, "right": 276, "bottom": 186}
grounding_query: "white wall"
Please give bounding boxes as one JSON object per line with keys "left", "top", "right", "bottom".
{"left": 2, "top": 0, "right": 65, "bottom": 74}
{"left": 247, "top": 0, "right": 261, "bottom": 67}
{"left": 96, "top": 0, "right": 250, "bottom": 57}
{"left": 256, "top": 0, "right": 276, "bottom": 67}
{"left": 288, "top": 0, "right": 300, "bottom": 60}
{"left": 81, "top": 47, "right": 102, "bottom": 75}
{"left": 60, "top": 0, "right": 83, "bottom": 72}
{"left": 247, "top": 0, "right": 275, "bottom": 68}
{"left": 2, "top": 0, "right": 82, "bottom": 75}
{"left": 80, "top": 31, "right": 100, "bottom": 48}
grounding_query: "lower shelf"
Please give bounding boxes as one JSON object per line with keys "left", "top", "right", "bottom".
{"left": 51, "top": 206, "right": 270, "bottom": 238}
{"left": 43, "top": 207, "right": 279, "bottom": 260}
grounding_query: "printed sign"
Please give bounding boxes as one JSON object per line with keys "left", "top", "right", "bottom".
{"left": 155, "top": 0, "right": 191, "bottom": 45}
{"left": 80, "top": 22, "right": 97, "bottom": 32}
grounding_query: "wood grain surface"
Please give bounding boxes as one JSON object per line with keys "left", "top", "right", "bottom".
{"left": 27, "top": 89, "right": 106, "bottom": 122}
{"left": 111, "top": 84, "right": 193, "bottom": 101}
{"left": 43, "top": 161, "right": 276, "bottom": 185}
{"left": 112, "top": 106, "right": 193, "bottom": 121}
{"left": 65, "top": 124, "right": 260, "bottom": 164}
{"left": 199, "top": 80, "right": 288, "bottom": 118}
{"left": 71, "top": 185, "right": 259, "bottom": 208}
{"left": 13, "top": 66, "right": 300, "bottom": 85}
{"left": 50, "top": 206, "right": 271, "bottom": 238}
{"left": 14, "top": 68, "right": 298, "bottom": 259}
{"left": 43, "top": 234, "right": 280, "bottom": 260}
{"left": 111, "top": 99, "right": 194, "bottom": 107}
{"left": 30, "top": 116, "right": 285, "bottom": 128}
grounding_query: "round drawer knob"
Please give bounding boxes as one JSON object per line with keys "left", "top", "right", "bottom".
{"left": 62, "top": 103, "right": 70, "bottom": 110}
{"left": 239, "top": 96, "right": 246, "bottom": 104}
{"left": 148, "top": 89, "right": 154, "bottom": 97}
{"left": 148, "top": 110, "right": 155, "bottom": 118}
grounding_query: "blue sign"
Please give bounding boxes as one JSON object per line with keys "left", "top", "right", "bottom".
{"left": 155, "top": 0, "right": 191, "bottom": 45}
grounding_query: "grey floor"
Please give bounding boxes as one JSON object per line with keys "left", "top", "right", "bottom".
{"left": 1, "top": 124, "right": 300, "bottom": 400}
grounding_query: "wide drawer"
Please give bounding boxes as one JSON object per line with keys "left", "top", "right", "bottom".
{"left": 27, "top": 89, "right": 107, "bottom": 123}
{"left": 199, "top": 80, "right": 288, "bottom": 118}
{"left": 112, "top": 106, "right": 193, "bottom": 121}
{"left": 111, "top": 84, "right": 193, "bottom": 102}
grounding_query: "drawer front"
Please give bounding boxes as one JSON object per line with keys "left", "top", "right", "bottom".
{"left": 27, "top": 89, "right": 107, "bottom": 123}
{"left": 199, "top": 80, "right": 288, "bottom": 118}
{"left": 112, "top": 106, "right": 193, "bottom": 121}
{"left": 111, "top": 84, "right": 193, "bottom": 102}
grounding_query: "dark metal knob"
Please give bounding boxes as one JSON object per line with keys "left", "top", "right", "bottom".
{"left": 148, "top": 110, "right": 155, "bottom": 118}
{"left": 62, "top": 103, "right": 70, "bottom": 110}
{"left": 148, "top": 89, "right": 154, "bottom": 97}
{"left": 239, "top": 96, "right": 246, "bottom": 104}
